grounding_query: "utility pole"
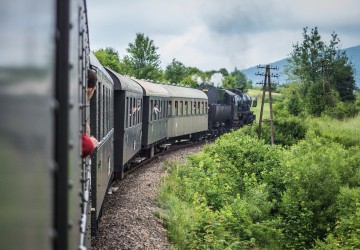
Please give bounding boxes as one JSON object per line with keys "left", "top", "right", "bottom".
{"left": 256, "top": 64, "right": 278, "bottom": 145}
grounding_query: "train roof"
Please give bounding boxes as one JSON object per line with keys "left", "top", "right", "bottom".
{"left": 132, "top": 79, "right": 169, "bottom": 97}
{"left": 161, "top": 84, "right": 208, "bottom": 99}
{"left": 105, "top": 68, "right": 143, "bottom": 94}
{"left": 90, "top": 53, "right": 113, "bottom": 84}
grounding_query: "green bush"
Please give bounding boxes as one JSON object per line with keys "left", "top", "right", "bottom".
{"left": 258, "top": 115, "right": 307, "bottom": 146}
{"left": 158, "top": 118, "right": 360, "bottom": 249}
{"left": 325, "top": 101, "right": 360, "bottom": 120}
{"left": 279, "top": 136, "right": 353, "bottom": 249}
{"left": 313, "top": 187, "right": 360, "bottom": 249}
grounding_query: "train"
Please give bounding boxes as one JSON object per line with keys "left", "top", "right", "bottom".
{"left": 0, "top": 0, "right": 255, "bottom": 249}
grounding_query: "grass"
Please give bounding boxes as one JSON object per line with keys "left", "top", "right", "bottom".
{"left": 248, "top": 88, "right": 282, "bottom": 121}
{"left": 307, "top": 114, "right": 360, "bottom": 148}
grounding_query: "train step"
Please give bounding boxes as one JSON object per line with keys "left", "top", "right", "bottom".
{"left": 132, "top": 157, "right": 147, "bottom": 164}
{"left": 160, "top": 143, "right": 171, "bottom": 150}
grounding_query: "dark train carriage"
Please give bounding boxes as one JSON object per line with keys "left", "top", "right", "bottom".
{"left": 133, "top": 79, "right": 169, "bottom": 157}
{"left": 161, "top": 84, "right": 208, "bottom": 141}
{"left": 89, "top": 53, "right": 114, "bottom": 235}
{"left": 0, "top": 0, "right": 91, "bottom": 249}
{"left": 106, "top": 69, "right": 143, "bottom": 179}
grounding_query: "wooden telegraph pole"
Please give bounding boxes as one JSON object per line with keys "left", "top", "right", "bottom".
{"left": 256, "top": 65, "right": 278, "bottom": 145}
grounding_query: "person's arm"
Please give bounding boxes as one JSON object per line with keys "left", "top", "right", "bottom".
{"left": 82, "top": 133, "right": 97, "bottom": 158}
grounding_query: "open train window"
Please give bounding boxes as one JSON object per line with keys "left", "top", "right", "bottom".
{"left": 175, "top": 101, "right": 178, "bottom": 116}
{"left": 168, "top": 101, "right": 172, "bottom": 117}
{"left": 150, "top": 100, "right": 154, "bottom": 121}
{"left": 125, "top": 97, "right": 129, "bottom": 128}
{"left": 179, "top": 101, "right": 183, "bottom": 116}
{"left": 137, "top": 99, "right": 142, "bottom": 124}
{"left": 97, "top": 82, "right": 101, "bottom": 139}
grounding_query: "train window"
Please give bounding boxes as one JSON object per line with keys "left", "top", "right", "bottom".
{"left": 125, "top": 97, "right": 129, "bottom": 128}
{"left": 197, "top": 102, "right": 200, "bottom": 115}
{"left": 184, "top": 101, "right": 188, "bottom": 115}
{"left": 133, "top": 98, "right": 135, "bottom": 124}
{"left": 106, "top": 88, "right": 108, "bottom": 132}
{"left": 158, "top": 100, "right": 162, "bottom": 119}
{"left": 132, "top": 98, "right": 136, "bottom": 126}
{"left": 168, "top": 101, "right": 172, "bottom": 117}
{"left": 97, "top": 82, "right": 101, "bottom": 139}
{"left": 201, "top": 102, "right": 204, "bottom": 114}
{"left": 206, "top": 102, "right": 208, "bottom": 114}
{"left": 103, "top": 85, "right": 106, "bottom": 135}
{"left": 161, "top": 100, "right": 163, "bottom": 119}
{"left": 155, "top": 100, "right": 161, "bottom": 120}
{"left": 108, "top": 88, "right": 110, "bottom": 132}
{"left": 150, "top": 100, "right": 154, "bottom": 121}
{"left": 163, "top": 100, "right": 166, "bottom": 118}
{"left": 175, "top": 101, "right": 178, "bottom": 116}
{"left": 193, "top": 101, "right": 197, "bottom": 115}
{"left": 136, "top": 99, "right": 141, "bottom": 124}
{"left": 179, "top": 101, "right": 183, "bottom": 116}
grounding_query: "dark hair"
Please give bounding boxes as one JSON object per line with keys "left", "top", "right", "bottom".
{"left": 88, "top": 69, "right": 97, "bottom": 88}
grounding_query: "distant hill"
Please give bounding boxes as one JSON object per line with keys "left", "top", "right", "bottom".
{"left": 243, "top": 45, "right": 360, "bottom": 88}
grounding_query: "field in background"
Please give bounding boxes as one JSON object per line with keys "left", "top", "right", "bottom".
{"left": 248, "top": 88, "right": 282, "bottom": 121}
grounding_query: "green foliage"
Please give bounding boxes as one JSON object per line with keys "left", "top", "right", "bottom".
{"left": 179, "top": 74, "right": 199, "bottom": 88}
{"left": 324, "top": 101, "right": 360, "bottom": 120}
{"left": 124, "top": 33, "right": 162, "bottom": 80}
{"left": 158, "top": 130, "right": 285, "bottom": 249}
{"left": 286, "top": 27, "right": 356, "bottom": 116}
{"left": 222, "top": 75, "right": 237, "bottom": 89}
{"left": 164, "top": 58, "right": 188, "bottom": 84}
{"left": 158, "top": 112, "right": 360, "bottom": 249}
{"left": 93, "top": 47, "right": 122, "bottom": 72}
{"left": 281, "top": 83, "right": 305, "bottom": 116}
{"left": 307, "top": 115, "right": 360, "bottom": 148}
{"left": 256, "top": 114, "right": 307, "bottom": 147}
{"left": 222, "top": 68, "right": 252, "bottom": 90}
{"left": 280, "top": 137, "right": 345, "bottom": 248}
{"left": 313, "top": 187, "right": 360, "bottom": 249}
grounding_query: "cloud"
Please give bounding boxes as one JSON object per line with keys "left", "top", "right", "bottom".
{"left": 88, "top": 0, "right": 360, "bottom": 71}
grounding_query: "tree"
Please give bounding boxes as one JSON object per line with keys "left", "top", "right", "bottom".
{"left": 180, "top": 75, "right": 199, "bottom": 88}
{"left": 93, "top": 47, "right": 121, "bottom": 73}
{"left": 222, "top": 75, "right": 237, "bottom": 89}
{"left": 218, "top": 68, "right": 229, "bottom": 77}
{"left": 286, "top": 27, "right": 356, "bottom": 114}
{"left": 123, "top": 33, "right": 162, "bottom": 80}
{"left": 330, "top": 53, "right": 356, "bottom": 102}
{"left": 221, "top": 68, "right": 251, "bottom": 90}
{"left": 164, "top": 58, "right": 187, "bottom": 84}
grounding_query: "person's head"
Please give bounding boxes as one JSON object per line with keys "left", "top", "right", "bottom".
{"left": 87, "top": 69, "right": 97, "bottom": 101}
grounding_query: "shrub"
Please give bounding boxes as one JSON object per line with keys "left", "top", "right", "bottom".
{"left": 325, "top": 101, "right": 360, "bottom": 120}
{"left": 259, "top": 115, "right": 307, "bottom": 146}
{"left": 279, "top": 136, "right": 351, "bottom": 249}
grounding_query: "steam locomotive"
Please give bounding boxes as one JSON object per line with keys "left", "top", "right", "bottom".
{"left": 0, "top": 0, "right": 255, "bottom": 249}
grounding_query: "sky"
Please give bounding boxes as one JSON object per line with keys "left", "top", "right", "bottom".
{"left": 87, "top": 0, "right": 360, "bottom": 72}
